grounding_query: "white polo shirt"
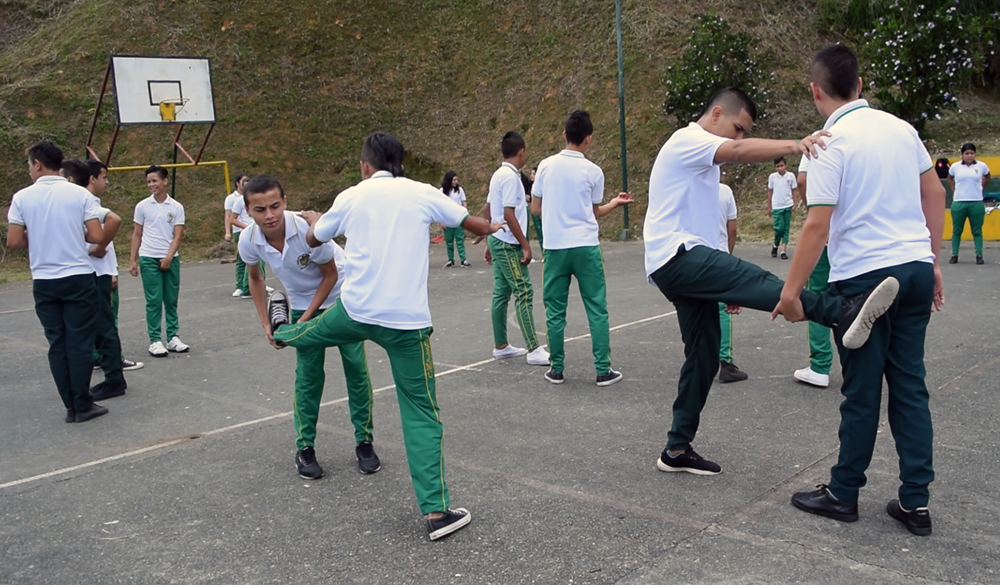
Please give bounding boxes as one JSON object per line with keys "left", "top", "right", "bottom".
{"left": 312, "top": 171, "right": 470, "bottom": 329}
{"left": 798, "top": 154, "right": 810, "bottom": 174}
{"left": 532, "top": 149, "right": 605, "bottom": 250}
{"left": 643, "top": 122, "right": 731, "bottom": 279}
{"left": 768, "top": 171, "right": 797, "bottom": 209}
{"left": 7, "top": 175, "right": 101, "bottom": 280}
{"left": 949, "top": 161, "right": 990, "bottom": 202}
{"left": 717, "top": 184, "right": 738, "bottom": 252}
{"left": 230, "top": 194, "right": 253, "bottom": 233}
{"left": 806, "top": 99, "right": 935, "bottom": 282}
{"left": 224, "top": 191, "right": 244, "bottom": 233}
{"left": 488, "top": 162, "right": 528, "bottom": 246}
{"left": 238, "top": 212, "right": 345, "bottom": 311}
{"left": 442, "top": 186, "right": 466, "bottom": 207}
{"left": 90, "top": 194, "right": 118, "bottom": 277}
{"left": 134, "top": 195, "right": 185, "bottom": 258}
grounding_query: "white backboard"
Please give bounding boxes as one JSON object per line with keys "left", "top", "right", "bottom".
{"left": 111, "top": 55, "right": 216, "bottom": 125}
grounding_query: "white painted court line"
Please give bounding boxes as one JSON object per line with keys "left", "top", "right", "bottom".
{"left": 0, "top": 310, "right": 676, "bottom": 491}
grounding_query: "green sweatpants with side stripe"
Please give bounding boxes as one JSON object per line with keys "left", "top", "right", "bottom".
{"left": 807, "top": 248, "right": 833, "bottom": 375}
{"left": 950, "top": 200, "right": 985, "bottom": 257}
{"left": 139, "top": 256, "right": 180, "bottom": 344}
{"left": 718, "top": 304, "right": 734, "bottom": 363}
{"left": 443, "top": 226, "right": 466, "bottom": 263}
{"left": 290, "top": 308, "right": 374, "bottom": 451}
{"left": 487, "top": 236, "right": 540, "bottom": 350}
{"left": 273, "top": 301, "right": 450, "bottom": 515}
{"left": 233, "top": 230, "right": 265, "bottom": 293}
{"left": 543, "top": 245, "right": 611, "bottom": 375}
{"left": 772, "top": 206, "right": 792, "bottom": 246}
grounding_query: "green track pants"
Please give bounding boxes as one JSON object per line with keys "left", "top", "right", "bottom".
{"left": 273, "top": 301, "right": 450, "bottom": 515}
{"left": 444, "top": 227, "right": 466, "bottom": 263}
{"left": 487, "top": 236, "right": 540, "bottom": 350}
{"left": 950, "top": 200, "right": 985, "bottom": 257}
{"left": 233, "top": 230, "right": 265, "bottom": 293}
{"left": 543, "top": 245, "right": 611, "bottom": 375}
{"left": 772, "top": 207, "right": 792, "bottom": 247}
{"left": 807, "top": 248, "right": 833, "bottom": 375}
{"left": 718, "top": 304, "right": 733, "bottom": 364}
{"left": 139, "top": 256, "right": 180, "bottom": 344}
{"left": 289, "top": 308, "right": 374, "bottom": 451}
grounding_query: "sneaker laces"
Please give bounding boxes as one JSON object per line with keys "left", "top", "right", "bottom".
{"left": 270, "top": 299, "right": 289, "bottom": 325}
{"left": 357, "top": 441, "right": 375, "bottom": 458}
{"left": 299, "top": 447, "right": 317, "bottom": 465}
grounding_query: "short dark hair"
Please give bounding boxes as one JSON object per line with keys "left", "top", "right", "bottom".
{"left": 243, "top": 174, "right": 285, "bottom": 205}
{"left": 699, "top": 87, "right": 758, "bottom": 122}
{"left": 774, "top": 157, "right": 786, "bottom": 166}
{"left": 27, "top": 140, "right": 63, "bottom": 171}
{"left": 501, "top": 131, "right": 526, "bottom": 159}
{"left": 86, "top": 159, "right": 108, "bottom": 180}
{"left": 564, "top": 110, "right": 593, "bottom": 146}
{"left": 811, "top": 44, "right": 860, "bottom": 101}
{"left": 61, "top": 159, "right": 91, "bottom": 186}
{"left": 361, "top": 132, "right": 405, "bottom": 177}
{"left": 145, "top": 165, "right": 168, "bottom": 179}
{"left": 961, "top": 142, "right": 976, "bottom": 154}
{"left": 234, "top": 173, "right": 248, "bottom": 187}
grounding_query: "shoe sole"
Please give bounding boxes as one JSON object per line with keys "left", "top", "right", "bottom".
{"left": 493, "top": 351, "right": 529, "bottom": 360}
{"left": 526, "top": 358, "right": 550, "bottom": 366}
{"left": 886, "top": 501, "right": 932, "bottom": 536}
{"left": 123, "top": 364, "right": 144, "bottom": 371}
{"left": 793, "top": 371, "right": 829, "bottom": 387}
{"left": 545, "top": 374, "right": 565, "bottom": 385}
{"left": 91, "top": 389, "right": 126, "bottom": 401}
{"left": 296, "top": 465, "right": 324, "bottom": 480}
{"left": 75, "top": 408, "right": 109, "bottom": 423}
{"left": 149, "top": 352, "right": 168, "bottom": 357}
{"left": 842, "top": 277, "right": 899, "bottom": 350}
{"left": 656, "top": 457, "right": 721, "bottom": 476}
{"left": 791, "top": 497, "right": 858, "bottom": 522}
{"left": 718, "top": 375, "right": 748, "bottom": 384}
{"left": 358, "top": 462, "right": 382, "bottom": 474}
{"left": 167, "top": 347, "right": 189, "bottom": 353}
{"left": 596, "top": 375, "right": 623, "bottom": 387}
{"left": 428, "top": 509, "right": 472, "bottom": 541}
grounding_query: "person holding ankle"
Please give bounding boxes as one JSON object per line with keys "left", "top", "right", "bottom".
{"left": 780, "top": 45, "right": 945, "bottom": 537}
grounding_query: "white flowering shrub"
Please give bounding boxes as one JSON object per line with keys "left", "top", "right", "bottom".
{"left": 863, "top": 0, "right": 997, "bottom": 133}
{"left": 663, "top": 14, "right": 773, "bottom": 128}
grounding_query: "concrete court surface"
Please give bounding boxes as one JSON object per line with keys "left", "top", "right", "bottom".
{"left": 1, "top": 241, "right": 998, "bottom": 585}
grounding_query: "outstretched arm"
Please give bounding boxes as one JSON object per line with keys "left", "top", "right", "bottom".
{"left": 593, "top": 192, "right": 633, "bottom": 219}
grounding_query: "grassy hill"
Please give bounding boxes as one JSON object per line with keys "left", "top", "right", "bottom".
{"left": 2, "top": 0, "right": 999, "bottom": 281}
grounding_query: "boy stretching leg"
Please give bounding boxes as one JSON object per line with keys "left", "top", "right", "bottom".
{"left": 271, "top": 132, "right": 505, "bottom": 540}
{"left": 239, "top": 175, "right": 381, "bottom": 480}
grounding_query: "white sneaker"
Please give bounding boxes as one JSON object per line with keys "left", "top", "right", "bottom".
{"left": 794, "top": 367, "right": 829, "bottom": 388}
{"left": 526, "top": 346, "right": 550, "bottom": 366}
{"left": 231, "top": 288, "right": 243, "bottom": 298}
{"left": 265, "top": 286, "right": 275, "bottom": 294}
{"left": 148, "top": 341, "right": 168, "bottom": 357}
{"left": 166, "top": 336, "right": 190, "bottom": 353}
{"left": 493, "top": 345, "right": 528, "bottom": 360}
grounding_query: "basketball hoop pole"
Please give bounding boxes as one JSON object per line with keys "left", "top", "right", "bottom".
{"left": 615, "top": 0, "right": 630, "bottom": 241}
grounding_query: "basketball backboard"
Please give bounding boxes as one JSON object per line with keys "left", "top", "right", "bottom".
{"left": 111, "top": 55, "right": 216, "bottom": 125}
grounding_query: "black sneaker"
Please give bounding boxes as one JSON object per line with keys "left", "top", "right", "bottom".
{"left": 122, "top": 359, "right": 144, "bottom": 371}
{"left": 356, "top": 441, "right": 381, "bottom": 474}
{"left": 426, "top": 508, "right": 472, "bottom": 540}
{"left": 295, "top": 447, "right": 323, "bottom": 480}
{"left": 656, "top": 447, "right": 722, "bottom": 475}
{"left": 718, "top": 361, "right": 748, "bottom": 383}
{"left": 791, "top": 484, "right": 858, "bottom": 522}
{"left": 838, "top": 277, "right": 899, "bottom": 350}
{"left": 74, "top": 403, "right": 109, "bottom": 423}
{"left": 90, "top": 378, "right": 127, "bottom": 401}
{"left": 596, "top": 368, "right": 623, "bottom": 387}
{"left": 780, "top": 252, "right": 789, "bottom": 260}
{"left": 886, "top": 499, "right": 932, "bottom": 536}
{"left": 460, "top": 260, "right": 471, "bottom": 268}
{"left": 948, "top": 255, "right": 958, "bottom": 264}
{"left": 92, "top": 359, "right": 101, "bottom": 370}
{"left": 976, "top": 255, "right": 985, "bottom": 265}
{"left": 268, "top": 291, "right": 290, "bottom": 345}
{"left": 544, "top": 370, "right": 565, "bottom": 384}
{"left": 771, "top": 246, "right": 778, "bottom": 258}
{"left": 443, "top": 260, "right": 455, "bottom": 269}
{"left": 65, "top": 409, "right": 76, "bottom": 423}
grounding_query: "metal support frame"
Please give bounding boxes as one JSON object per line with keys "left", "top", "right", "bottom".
{"left": 615, "top": 0, "right": 630, "bottom": 241}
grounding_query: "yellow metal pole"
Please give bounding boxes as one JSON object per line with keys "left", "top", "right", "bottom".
{"left": 223, "top": 161, "right": 231, "bottom": 197}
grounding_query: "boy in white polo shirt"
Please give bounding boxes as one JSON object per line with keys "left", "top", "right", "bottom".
{"left": 487, "top": 131, "right": 549, "bottom": 366}
{"left": 129, "top": 165, "right": 190, "bottom": 357}
{"left": 238, "top": 175, "right": 381, "bottom": 480}
{"left": 767, "top": 157, "right": 798, "bottom": 259}
{"left": 531, "top": 110, "right": 630, "bottom": 386}
{"left": 270, "top": 132, "right": 505, "bottom": 540}
{"left": 6, "top": 141, "right": 109, "bottom": 423}
{"left": 644, "top": 87, "right": 901, "bottom": 476}
{"left": 947, "top": 142, "right": 991, "bottom": 264}
{"left": 229, "top": 176, "right": 269, "bottom": 297}
{"left": 778, "top": 45, "right": 945, "bottom": 537}
{"left": 715, "top": 182, "right": 748, "bottom": 383}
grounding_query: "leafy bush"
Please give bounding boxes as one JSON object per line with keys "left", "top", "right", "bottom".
{"left": 862, "top": 0, "right": 997, "bottom": 133}
{"left": 663, "top": 14, "right": 773, "bottom": 128}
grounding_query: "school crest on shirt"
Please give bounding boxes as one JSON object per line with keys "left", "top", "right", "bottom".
{"left": 297, "top": 253, "right": 310, "bottom": 268}
{"left": 166, "top": 213, "right": 174, "bottom": 223}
